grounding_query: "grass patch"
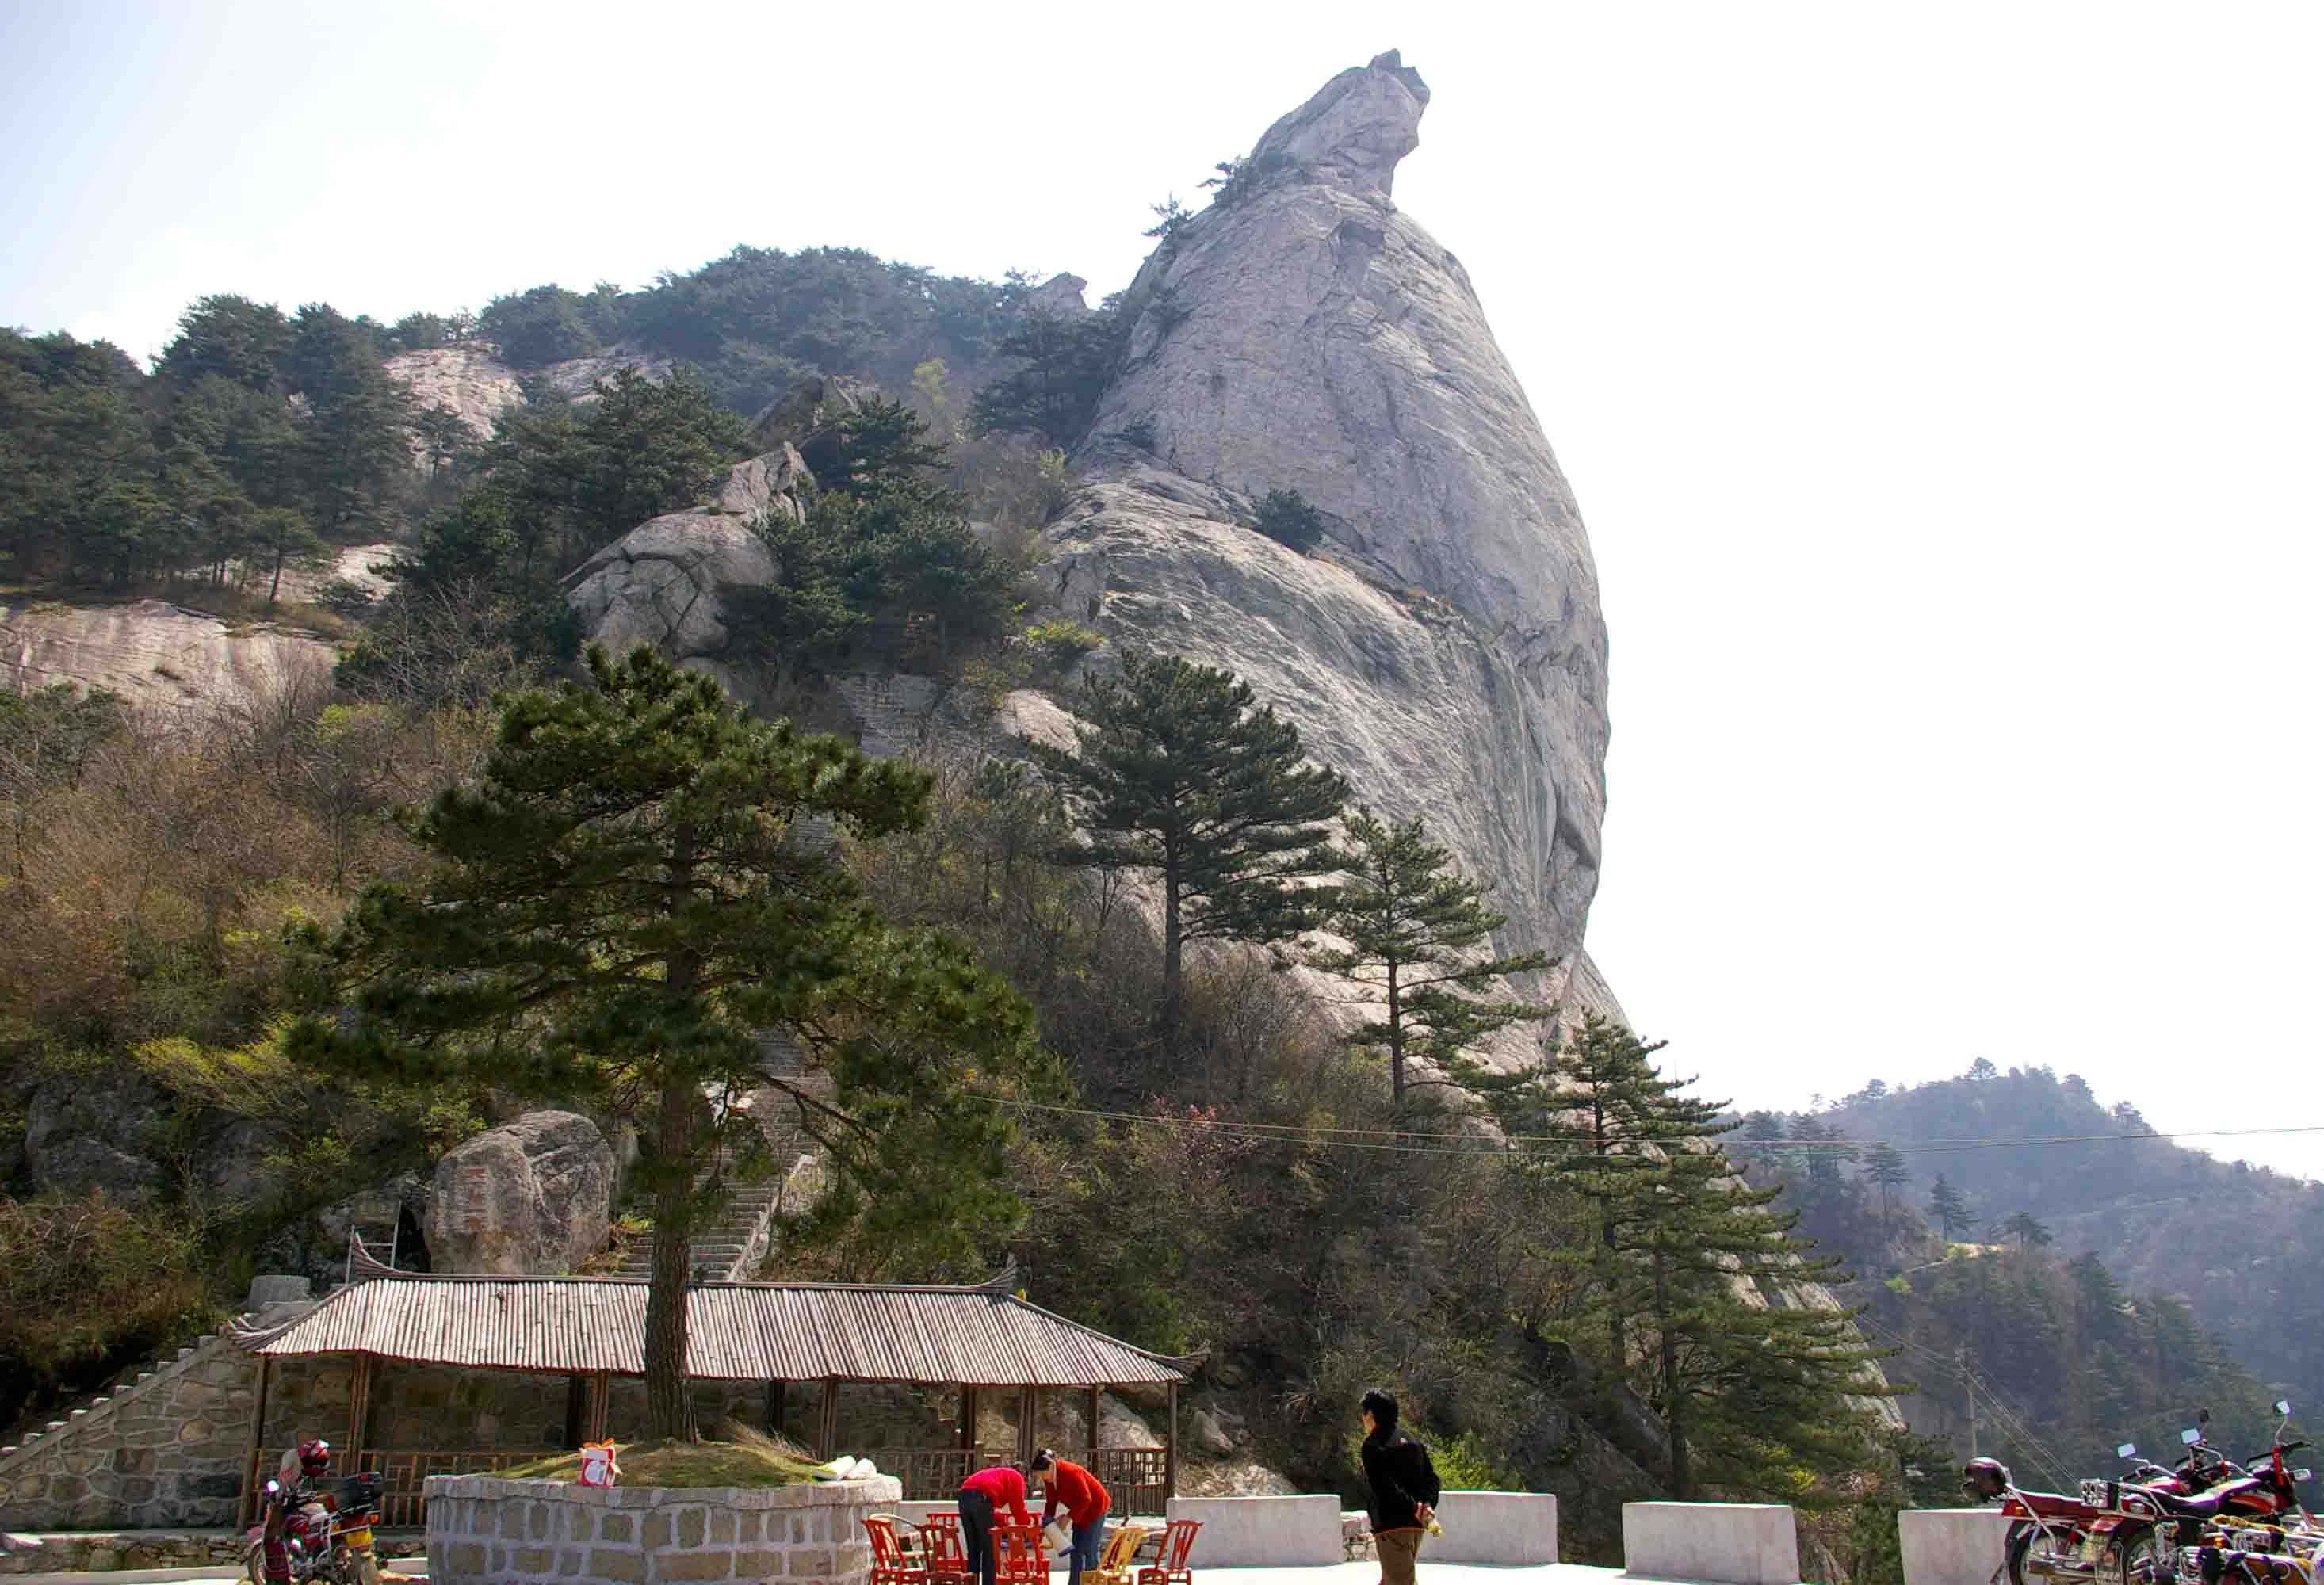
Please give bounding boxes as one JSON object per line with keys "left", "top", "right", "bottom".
{"left": 500, "top": 1429, "right": 823, "bottom": 1488}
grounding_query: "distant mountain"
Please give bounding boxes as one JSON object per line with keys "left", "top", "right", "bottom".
{"left": 1753, "top": 1062, "right": 2323, "bottom": 1436}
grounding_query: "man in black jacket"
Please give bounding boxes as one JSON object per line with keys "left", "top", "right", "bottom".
{"left": 1359, "top": 1388, "right": 1440, "bottom": 1585}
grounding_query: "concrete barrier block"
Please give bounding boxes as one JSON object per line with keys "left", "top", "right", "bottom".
{"left": 1901, "top": 1508, "right": 2014, "bottom": 1585}
{"left": 1431, "top": 1491, "right": 1559, "bottom": 1564}
{"left": 1623, "top": 1501, "right": 1800, "bottom": 1585}
{"left": 1168, "top": 1495, "right": 1344, "bottom": 1566}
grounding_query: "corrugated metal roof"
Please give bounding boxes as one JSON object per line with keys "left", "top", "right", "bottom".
{"left": 233, "top": 1265, "right": 1193, "bottom": 1387}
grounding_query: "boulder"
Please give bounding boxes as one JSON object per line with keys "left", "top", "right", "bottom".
{"left": 382, "top": 345, "right": 524, "bottom": 444}
{"left": 746, "top": 374, "right": 871, "bottom": 455}
{"left": 24, "top": 1075, "right": 168, "bottom": 1200}
{"left": 562, "top": 446, "right": 808, "bottom": 668}
{"left": 423, "top": 1110, "right": 614, "bottom": 1275}
{"left": 1025, "top": 273, "right": 1091, "bottom": 319}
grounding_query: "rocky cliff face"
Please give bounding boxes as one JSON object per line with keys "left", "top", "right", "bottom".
{"left": 1056, "top": 50, "right": 1617, "bottom": 1029}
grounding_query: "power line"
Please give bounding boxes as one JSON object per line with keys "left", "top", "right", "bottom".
{"left": 975, "top": 1094, "right": 2324, "bottom": 1162}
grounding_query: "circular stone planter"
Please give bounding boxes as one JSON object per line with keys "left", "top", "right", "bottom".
{"left": 423, "top": 1472, "right": 901, "bottom": 1584}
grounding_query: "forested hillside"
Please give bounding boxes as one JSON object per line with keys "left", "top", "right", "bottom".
{"left": 1740, "top": 1063, "right": 2320, "bottom": 1506}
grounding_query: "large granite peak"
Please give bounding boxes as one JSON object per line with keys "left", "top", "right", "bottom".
{"left": 1056, "top": 55, "right": 1614, "bottom": 1029}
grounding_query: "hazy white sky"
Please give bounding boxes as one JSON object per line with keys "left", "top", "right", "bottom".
{"left": 5, "top": 2, "right": 2318, "bottom": 1177}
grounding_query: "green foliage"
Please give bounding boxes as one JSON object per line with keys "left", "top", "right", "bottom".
{"left": 1252, "top": 488, "right": 1327, "bottom": 553}
{"left": 0, "top": 1193, "right": 222, "bottom": 1434}
{"left": 1022, "top": 652, "right": 1348, "bottom": 1020}
{"left": 1022, "top": 618, "right": 1103, "bottom": 671}
{"left": 1928, "top": 1174, "right": 1971, "bottom": 1239}
{"left": 736, "top": 410, "right": 1020, "bottom": 679}
{"left": 1475, "top": 1016, "right": 1893, "bottom": 1502}
{"left": 289, "top": 645, "right": 1046, "bottom": 1437}
{"left": 969, "top": 309, "right": 1126, "bottom": 450}
{"left": 477, "top": 283, "right": 605, "bottom": 367}
{"left": 1145, "top": 195, "right": 1192, "bottom": 240}
{"left": 1306, "top": 806, "right": 1548, "bottom": 1105}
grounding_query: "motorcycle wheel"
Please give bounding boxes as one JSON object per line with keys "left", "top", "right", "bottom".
{"left": 2008, "top": 1519, "right": 2089, "bottom": 1585}
{"left": 2116, "top": 1525, "right": 2166, "bottom": 1585}
{"left": 243, "top": 1544, "right": 264, "bottom": 1585}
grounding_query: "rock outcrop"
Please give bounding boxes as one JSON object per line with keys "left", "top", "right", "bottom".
{"left": 1054, "top": 50, "right": 1616, "bottom": 1032}
{"left": 0, "top": 597, "right": 338, "bottom": 709}
{"left": 422, "top": 1111, "right": 615, "bottom": 1276}
{"left": 561, "top": 444, "right": 808, "bottom": 702}
{"left": 383, "top": 346, "right": 524, "bottom": 441}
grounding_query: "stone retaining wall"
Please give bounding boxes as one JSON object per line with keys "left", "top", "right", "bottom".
{"left": 1622, "top": 1500, "right": 1802, "bottom": 1585}
{"left": 423, "top": 1474, "right": 896, "bottom": 1584}
{"left": 1900, "top": 1508, "right": 2012, "bottom": 1585}
{"left": 0, "top": 1531, "right": 247, "bottom": 1577}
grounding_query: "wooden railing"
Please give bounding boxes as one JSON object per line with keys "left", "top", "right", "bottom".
{"left": 878, "top": 1446, "right": 1171, "bottom": 1514}
{"left": 353, "top": 1449, "right": 564, "bottom": 1527}
{"left": 1091, "top": 1447, "right": 1169, "bottom": 1516}
{"left": 881, "top": 1447, "right": 983, "bottom": 1501}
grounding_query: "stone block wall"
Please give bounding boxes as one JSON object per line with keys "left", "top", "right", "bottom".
{"left": 423, "top": 1474, "right": 896, "bottom": 1584}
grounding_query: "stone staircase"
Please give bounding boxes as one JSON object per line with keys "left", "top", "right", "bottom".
{"left": 0, "top": 1325, "right": 240, "bottom": 1466}
{"left": 612, "top": 1033, "right": 833, "bottom": 1283}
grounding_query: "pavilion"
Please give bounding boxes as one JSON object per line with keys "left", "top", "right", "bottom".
{"left": 231, "top": 1254, "right": 1195, "bottom": 1526}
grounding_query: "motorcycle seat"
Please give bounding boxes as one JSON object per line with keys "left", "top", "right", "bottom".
{"left": 2152, "top": 1480, "right": 2262, "bottom": 1518}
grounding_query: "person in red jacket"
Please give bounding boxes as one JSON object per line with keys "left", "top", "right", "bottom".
{"left": 1031, "top": 1449, "right": 1111, "bottom": 1585}
{"left": 958, "top": 1461, "right": 1031, "bottom": 1585}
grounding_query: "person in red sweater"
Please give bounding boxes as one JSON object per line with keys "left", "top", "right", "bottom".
{"left": 1031, "top": 1449, "right": 1111, "bottom": 1585}
{"left": 958, "top": 1462, "right": 1030, "bottom": 1585}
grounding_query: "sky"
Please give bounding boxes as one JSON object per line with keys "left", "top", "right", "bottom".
{"left": 5, "top": 2, "right": 2319, "bottom": 1178}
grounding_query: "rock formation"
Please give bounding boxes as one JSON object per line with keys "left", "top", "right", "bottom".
{"left": 383, "top": 343, "right": 675, "bottom": 460}
{"left": 0, "top": 596, "right": 339, "bottom": 709}
{"left": 1055, "top": 49, "right": 1616, "bottom": 1030}
{"left": 561, "top": 445, "right": 810, "bottom": 704}
{"left": 422, "top": 1110, "right": 615, "bottom": 1276}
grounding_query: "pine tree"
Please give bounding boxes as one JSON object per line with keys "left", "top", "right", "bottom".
{"left": 1305, "top": 807, "right": 1548, "bottom": 1106}
{"left": 1928, "top": 1174, "right": 1971, "bottom": 1240}
{"left": 1472, "top": 1014, "right": 1695, "bottom": 1369}
{"left": 1477, "top": 1021, "right": 1893, "bottom": 1499}
{"left": 1866, "top": 1140, "right": 1911, "bottom": 1218}
{"left": 1023, "top": 653, "right": 1347, "bottom": 1022}
{"left": 289, "top": 645, "right": 1045, "bottom": 1439}
{"left": 1999, "top": 1210, "right": 2055, "bottom": 1248}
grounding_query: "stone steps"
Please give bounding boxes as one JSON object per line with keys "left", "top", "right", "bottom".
{"left": 0, "top": 1327, "right": 236, "bottom": 1469}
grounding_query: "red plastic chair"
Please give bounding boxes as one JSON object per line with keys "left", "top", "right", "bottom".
{"left": 919, "top": 1513, "right": 969, "bottom": 1585}
{"left": 866, "top": 1516, "right": 930, "bottom": 1585}
{"left": 991, "top": 1522, "right": 1049, "bottom": 1585}
{"left": 1136, "top": 1518, "right": 1202, "bottom": 1585}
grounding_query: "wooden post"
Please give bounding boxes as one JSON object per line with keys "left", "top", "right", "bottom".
{"left": 564, "top": 1375, "right": 585, "bottom": 1449}
{"left": 1085, "top": 1387, "right": 1102, "bottom": 1455}
{"left": 344, "top": 1353, "right": 375, "bottom": 1471}
{"left": 958, "top": 1385, "right": 979, "bottom": 1453}
{"left": 1017, "top": 1387, "right": 1037, "bottom": 1468}
{"left": 765, "top": 1379, "right": 788, "bottom": 1438}
{"left": 239, "top": 1355, "right": 274, "bottom": 1527}
{"left": 583, "top": 1373, "right": 610, "bottom": 1444}
{"left": 1164, "top": 1382, "right": 1178, "bottom": 1501}
{"left": 817, "top": 1380, "right": 840, "bottom": 1460}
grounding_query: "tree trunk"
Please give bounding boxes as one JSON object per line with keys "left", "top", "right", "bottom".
{"left": 1386, "top": 962, "right": 1404, "bottom": 1106}
{"left": 643, "top": 1062, "right": 700, "bottom": 1442}
{"left": 1160, "top": 848, "right": 1183, "bottom": 1029}
{"left": 269, "top": 547, "right": 284, "bottom": 606}
{"left": 1657, "top": 1251, "right": 1690, "bottom": 1499}
{"left": 644, "top": 820, "right": 704, "bottom": 1442}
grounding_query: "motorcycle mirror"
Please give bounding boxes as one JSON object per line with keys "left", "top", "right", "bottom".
{"left": 2184, "top": 1428, "right": 2205, "bottom": 1446}
{"left": 2274, "top": 1400, "right": 2292, "bottom": 1417}
{"left": 2294, "top": 1469, "right": 2311, "bottom": 1483}
{"left": 2118, "top": 1443, "right": 2138, "bottom": 1457}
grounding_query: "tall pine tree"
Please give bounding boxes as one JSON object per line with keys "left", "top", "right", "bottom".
{"left": 1928, "top": 1174, "right": 1971, "bottom": 1240}
{"left": 1304, "top": 807, "right": 1548, "bottom": 1106}
{"left": 290, "top": 645, "right": 1044, "bottom": 1439}
{"left": 1023, "top": 652, "right": 1347, "bottom": 1022}
{"left": 1477, "top": 1016, "right": 1892, "bottom": 1499}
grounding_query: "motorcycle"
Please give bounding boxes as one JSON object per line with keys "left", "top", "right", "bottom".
{"left": 240, "top": 1469, "right": 385, "bottom": 1585}
{"left": 1970, "top": 1403, "right": 2311, "bottom": 1585}
{"left": 2120, "top": 1403, "right": 2312, "bottom": 1585}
